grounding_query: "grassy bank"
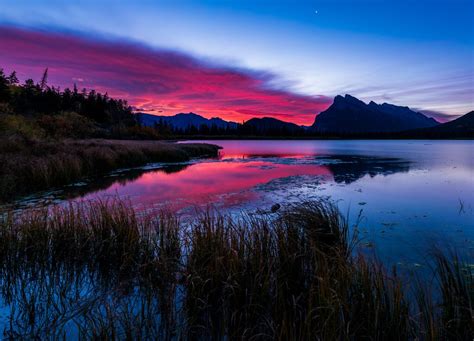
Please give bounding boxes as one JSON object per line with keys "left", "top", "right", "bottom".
{"left": 0, "top": 200, "right": 471, "bottom": 339}
{"left": 0, "top": 138, "right": 220, "bottom": 202}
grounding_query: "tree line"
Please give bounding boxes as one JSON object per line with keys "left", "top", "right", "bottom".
{"left": 150, "top": 118, "right": 308, "bottom": 137}
{"left": 1, "top": 68, "right": 169, "bottom": 140}
{"left": 0, "top": 68, "right": 137, "bottom": 127}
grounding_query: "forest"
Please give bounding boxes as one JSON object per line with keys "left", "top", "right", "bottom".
{"left": 0, "top": 68, "right": 160, "bottom": 140}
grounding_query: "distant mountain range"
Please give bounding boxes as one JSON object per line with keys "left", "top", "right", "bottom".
{"left": 311, "top": 94, "right": 439, "bottom": 133}
{"left": 136, "top": 95, "right": 472, "bottom": 136}
{"left": 138, "top": 112, "right": 238, "bottom": 130}
{"left": 242, "top": 117, "right": 303, "bottom": 134}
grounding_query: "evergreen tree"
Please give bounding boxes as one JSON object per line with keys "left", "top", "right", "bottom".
{"left": 0, "top": 69, "right": 10, "bottom": 102}
{"left": 40, "top": 68, "right": 49, "bottom": 90}
{"left": 0, "top": 67, "right": 160, "bottom": 138}
{"left": 7, "top": 71, "right": 19, "bottom": 85}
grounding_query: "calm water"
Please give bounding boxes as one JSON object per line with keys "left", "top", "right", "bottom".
{"left": 2, "top": 139, "right": 473, "bottom": 336}
{"left": 15, "top": 140, "right": 474, "bottom": 265}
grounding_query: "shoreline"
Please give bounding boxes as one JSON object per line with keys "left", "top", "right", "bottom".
{"left": 172, "top": 135, "right": 474, "bottom": 141}
{"left": 0, "top": 138, "right": 220, "bottom": 203}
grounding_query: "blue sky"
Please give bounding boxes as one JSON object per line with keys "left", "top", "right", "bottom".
{"left": 0, "top": 0, "right": 472, "bottom": 121}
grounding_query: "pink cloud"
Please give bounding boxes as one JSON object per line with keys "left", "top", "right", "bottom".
{"left": 0, "top": 26, "right": 331, "bottom": 125}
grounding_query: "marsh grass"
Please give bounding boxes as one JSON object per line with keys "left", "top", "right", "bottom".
{"left": 0, "top": 138, "right": 219, "bottom": 202}
{"left": 0, "top": 200, "right": 472, "bottom": 339}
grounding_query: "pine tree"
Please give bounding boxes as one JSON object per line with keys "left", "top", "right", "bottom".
{"left": 40, "top": 68, "right": 49, "bottom": 90}
{"left": 8, "top": 71, "right": 19, "bottom": 85}
{"left": 0, "top": 69, "right": 10, "bottom": 102}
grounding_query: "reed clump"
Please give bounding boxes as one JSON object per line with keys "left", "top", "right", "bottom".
{"left": 0, "top": 200, "right": 472, "bottom": 339}
{"left": 0, "top": 138, "right": 219, "bottom": 202}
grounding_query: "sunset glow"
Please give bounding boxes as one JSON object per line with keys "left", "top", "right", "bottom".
{"left": 83, "top": 159, "right": 332, "bottom": 211}
{"left": 0, "top": 26, "right": 331, "bottom": 125}
{"left": 0, "top": 0, "right": 472, "bottom": 124}
{"left": 0, "top": 2, "right": 473, "bottom": 337}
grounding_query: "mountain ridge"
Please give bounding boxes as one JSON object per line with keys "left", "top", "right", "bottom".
{"left": 136, "top": 95, "right": 471, "bottom": 136}
{"left": 409, "top": 111, "right": 473, "bottom": 136}
{"left": 138, "top": 112, "right": 239, "bottom": 130}
{"left": 311, "top": 94, "right": 439, "bottom": 133}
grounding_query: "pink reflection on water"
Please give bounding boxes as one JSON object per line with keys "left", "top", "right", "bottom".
{"left": 211, "top": 140, "right": 330, "bottom": 159}
{"left": 81, "top": 160, "right": 331, "bottom": 211}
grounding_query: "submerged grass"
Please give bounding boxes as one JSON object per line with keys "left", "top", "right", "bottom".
{"left": 0, "top": 138, "right": 220, "bottom": 202}
{"left": 0, "top": 200, "right": 472, "bottom": 339}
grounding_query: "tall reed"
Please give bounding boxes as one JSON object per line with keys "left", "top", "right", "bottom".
{"left": 0, "top": 200, "right": 472, "bottom": 339}
{"left": 0, "top": 138, "right": 220, "bottom": 202}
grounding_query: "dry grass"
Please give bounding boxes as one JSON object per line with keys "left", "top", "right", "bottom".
{"left": 0, "top": 138, "right": 220, "bottom": 202}
{"left": 0, "top": 199, "right": 472, "bottom": 339}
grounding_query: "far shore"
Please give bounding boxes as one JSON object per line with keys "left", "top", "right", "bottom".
{"left": 173, "top": 135, "right": 474, "bottom": 141}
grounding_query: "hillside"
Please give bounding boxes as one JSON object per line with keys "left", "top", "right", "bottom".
{"left": 406, "top": 111, "right": 474, "bottom": 137}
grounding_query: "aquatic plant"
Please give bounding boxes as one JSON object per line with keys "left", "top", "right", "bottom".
{"left": 0, "top": 200, "right": 471, "bottom": 339}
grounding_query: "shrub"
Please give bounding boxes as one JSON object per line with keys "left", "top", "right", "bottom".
{"left": 36, "top": 111, "right": 99, "bottom": 138}
{"left": 0, "top": 114, "right": 45, "bottom": 140}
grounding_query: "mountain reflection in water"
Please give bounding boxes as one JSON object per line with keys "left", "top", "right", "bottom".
{"left": 7, "top": 140, "right": 474, "bottom": 291}
{"left": 44, "top": 154, "right": 410, "bottom": 212}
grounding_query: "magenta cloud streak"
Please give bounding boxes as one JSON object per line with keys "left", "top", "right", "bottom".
{"left": 0, "top": 26, "right": 331, "bottom": 125}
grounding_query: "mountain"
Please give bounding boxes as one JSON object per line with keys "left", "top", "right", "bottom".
{"left": 137, "top": 112, "right": 238, "bottom": 130}
{"left": 426, "top": 111, "right": 473, "bottom": 133}
{"left": 242, "top": 117, "right": 304, "bottom": 135}
{"left": 410, "top": 111, "right": 474, "bottom": 136}
{"left": 138, "top": 112, "right": 302, "bottom": 135}
{"left": 311, "top": 95, "right": 439, "bottom": 133}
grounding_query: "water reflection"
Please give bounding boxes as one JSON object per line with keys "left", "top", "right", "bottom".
{"left": 2, "top": 140, "right": 473, "bottom": 337}
{"left": 325, "top": 155, "right": 410, "bottom": 184}
{"left": 63, "top": 163, "right": 193, "bottom": 200}
{"left": 59, "top": 154, "right": 411, "bottom": 212}
{"left": 9, "top": 140, "right": 474, "bottom": 267}
{"left": 8, "top": 163, "right": 195, "bottom": 210}
{"left": 10, "top": 146, "right": 414, "bottom": 213}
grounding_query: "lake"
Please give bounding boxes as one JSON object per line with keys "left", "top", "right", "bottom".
{"left": 14, "top": 140, "right": 474, "bottom": 267}
{"left": 2, "top": 139, "right": 473, "bottom": 337}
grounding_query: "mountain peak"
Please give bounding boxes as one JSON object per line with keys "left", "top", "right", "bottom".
{"left": 333, "top": 94, "right": 366, "bottom": 108}
{"left": 312, "top": 94, "right": 439, "bottom": 133}
{"left": 344, "top": 94, "right": 362, "bottom": 102}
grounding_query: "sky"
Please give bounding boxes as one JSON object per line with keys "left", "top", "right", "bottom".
{"left": 0, "top": 0, "right": 472, "bottom": 124}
